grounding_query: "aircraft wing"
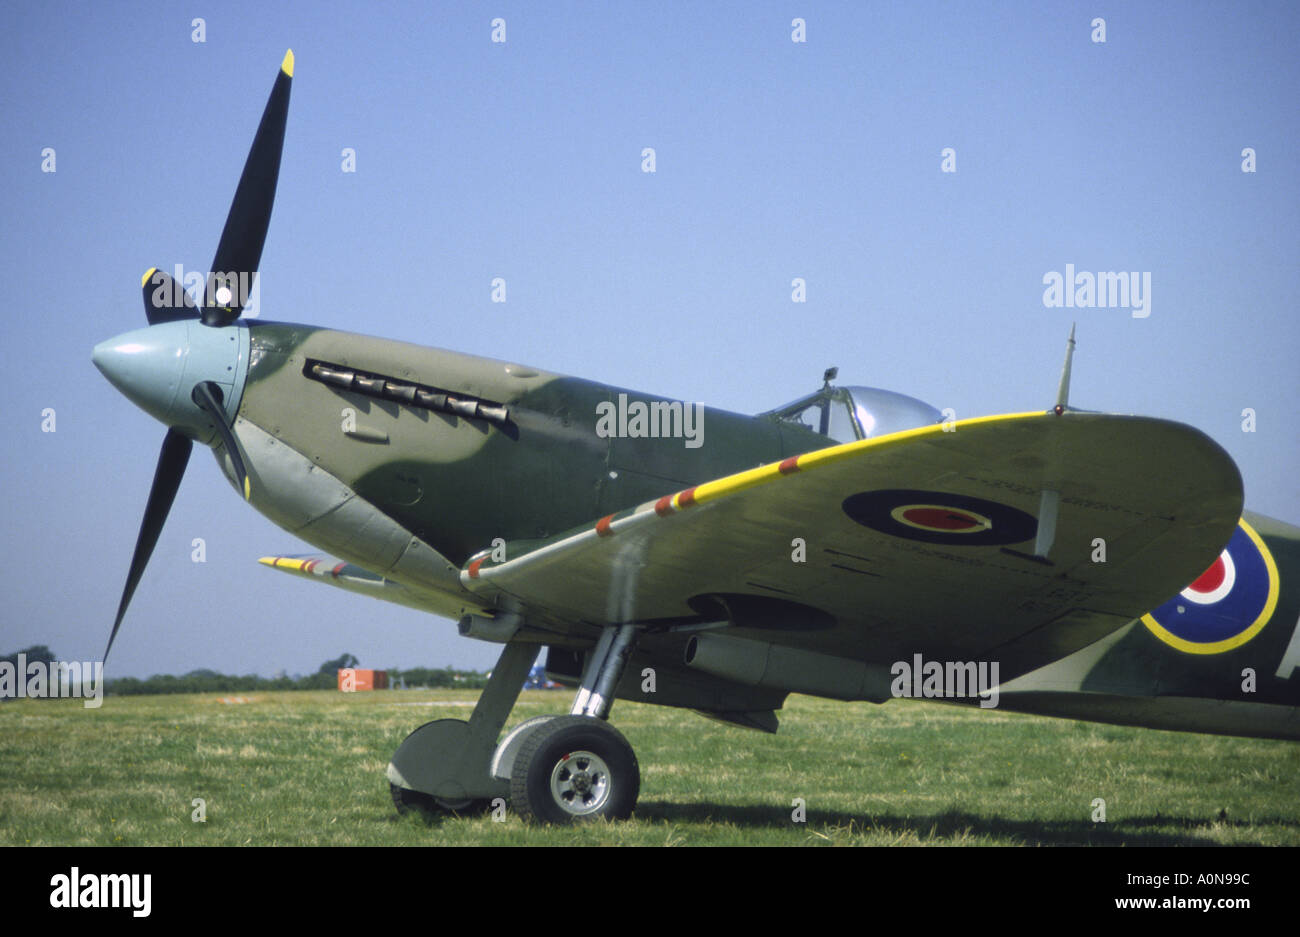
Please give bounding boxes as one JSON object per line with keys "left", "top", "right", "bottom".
{"left": 461, "top": 411, "right": 1243, "bottom": 680}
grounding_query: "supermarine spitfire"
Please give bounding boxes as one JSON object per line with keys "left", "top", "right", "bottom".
{"left": 95, "top": 53, "right": 1299, "bottom": 823}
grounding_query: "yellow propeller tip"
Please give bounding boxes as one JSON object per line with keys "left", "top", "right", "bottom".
{"left": 141, "top": 267, "right": 158, "bottom": 288}
{"left": 281, "top": 49, "right": 294, "bottom": 77}
{"left": 258, "top": 557, "right": 277, "bottom": 567}
{"left": 243, "top": 477, "right": 252, "bottom": 500}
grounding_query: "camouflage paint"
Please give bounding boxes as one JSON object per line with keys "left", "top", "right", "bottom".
{"left": 239, "top": 322, "right": 826, "bottom": 568}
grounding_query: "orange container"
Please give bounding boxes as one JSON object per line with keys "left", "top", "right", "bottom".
{"left": 338, "top": 668, "right": 388, "bottom": 691}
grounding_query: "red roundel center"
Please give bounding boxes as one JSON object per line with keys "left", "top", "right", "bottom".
{"left": 1188, "top": 556, "right": 1226, "bottom": 594}
{"left": 901, "top": 507, "right": 982, "bottom": 531}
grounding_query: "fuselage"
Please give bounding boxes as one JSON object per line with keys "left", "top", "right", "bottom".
{"left": 96, "top": 317, "right": 1300, "bottom": 738}
{"left": 241, "top": 321, "right": 803, "bottom": 563}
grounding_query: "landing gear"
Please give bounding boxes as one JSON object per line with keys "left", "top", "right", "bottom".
{"left": 389, "top": 780, "right": 487, "bottom": 817}
{"left": 386, "top": 643, "right": 534, "bottom": 811}
{"left": 387, "top": 624, "right": 643, "bottom": 824}
{"left": 510, "top": 716, "right": 639, "bottom": 823}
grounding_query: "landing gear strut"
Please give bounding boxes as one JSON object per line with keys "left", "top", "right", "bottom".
{"left": 387, "top": 640, "right": 533, "bottom": 812}
{"left": 387, "top": 624, "right": 642, "bottom": 823}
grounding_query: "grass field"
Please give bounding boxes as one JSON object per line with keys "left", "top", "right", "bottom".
{"left": 2, "top": 688, "right": 1297, "bottom": 846}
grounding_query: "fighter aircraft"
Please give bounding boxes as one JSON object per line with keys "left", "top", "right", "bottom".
{"left": 94, "top": 53, "right": 1299, "bottom": 823}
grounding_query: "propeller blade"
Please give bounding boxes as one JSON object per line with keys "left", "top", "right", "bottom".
{"left": 141, "top": 267, "right": 197, "bottom": 325}
{"left": 192, "top": 381, "right": 251, "bottom": 500}
{"left": 201, "top": 50, "right": 294, "bottom": 327}
{"left": 105, "top": 428, "right": 193, "bottom": 662}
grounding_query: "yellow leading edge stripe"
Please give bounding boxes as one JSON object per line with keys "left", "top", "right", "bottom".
{"left": 259, "top": 556, "right": 308, "bottom": 571}
{"left": 468, "top": 410, "right": 1054, "bottom": 581}
{"left": 281, "top": 49, "right": 294, "bottom": 77}
{"left": 671, "top": 410, "right": 1046, "bottom": 511}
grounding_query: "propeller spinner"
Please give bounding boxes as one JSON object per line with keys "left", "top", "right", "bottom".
{"left": 94, "top": 50, "right": 294, "bottom": 661}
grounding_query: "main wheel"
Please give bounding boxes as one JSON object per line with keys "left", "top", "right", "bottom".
{"left": 510, "top": 716, "right": 639, "bottom": 824}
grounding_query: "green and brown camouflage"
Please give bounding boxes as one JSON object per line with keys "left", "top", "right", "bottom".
{"left": 240, "top": 321, "right": 842, "bottom": 567}
{"left": 94, "top": 52, "right": 1295, "bottom": 826}
{"left": 237, "top": 321, "right": 1298, "bottom": 740}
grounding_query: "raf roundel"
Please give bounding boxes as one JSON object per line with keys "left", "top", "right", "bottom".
{"left": 1142, "top": 519, "right": 1279, "bottom": 654}
{"left": 842, "top": 489, "right": 1037, "bottom": 546}
{"left": 1180, "top": 550, "right": 1235, "bottom": 605}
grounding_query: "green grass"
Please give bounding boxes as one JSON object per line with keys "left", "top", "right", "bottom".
{"left": 2, "top": 689, "right": 1297, "bottom": 845}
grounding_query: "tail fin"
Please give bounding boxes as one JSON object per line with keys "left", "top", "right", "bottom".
{"left": 998, "top": 511, "right": 1300, "bottom": 740}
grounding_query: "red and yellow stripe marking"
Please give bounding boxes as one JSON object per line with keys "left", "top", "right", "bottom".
{"left": 261, "top": 556, "right": 310, "bottom": 572}
{"left": 260, "top": 556, "right": 348, "bottom": 579}
{"left": 462, "top": 411, "right": 1048, "bottom": 583}
{"left": 642, "top": 410, "right": 1045, "bottom": 521}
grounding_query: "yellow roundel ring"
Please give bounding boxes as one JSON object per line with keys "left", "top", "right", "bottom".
{"left": 1141, "top": 518, "right": 1279, "bottom": 655}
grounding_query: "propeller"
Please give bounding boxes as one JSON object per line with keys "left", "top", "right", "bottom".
{"left": 104, "top": 430, "right": 193, "bottom": 660}
{"left": 202, "top": 49, "right": 294, "bottom": 326}
{"left": 101, "top": 51, "right": 293, "bottom": 662}
{"left": 142, "top": 267, "right": 196, "bottom": 325}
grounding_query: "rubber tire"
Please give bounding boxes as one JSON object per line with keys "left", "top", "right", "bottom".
{"left": 510, "top": 716, "right": 639, "bottom": 824}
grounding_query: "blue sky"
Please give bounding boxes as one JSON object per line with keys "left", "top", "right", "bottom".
{"left": 2, "top": 1, "right": 1296, "bottom": 678}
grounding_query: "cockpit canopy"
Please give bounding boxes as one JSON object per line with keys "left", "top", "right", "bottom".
{"left": 764, "top": 384, "right": 942, "bottom": 444}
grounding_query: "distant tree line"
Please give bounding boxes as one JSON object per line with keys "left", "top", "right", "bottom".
{"left": 2, "top": 645, "right": 56, "bottom": 667}
{"left": 1, "top": 646, "right": 488, "bottom": 697}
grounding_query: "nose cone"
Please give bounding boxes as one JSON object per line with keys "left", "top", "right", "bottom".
{"left": 93, "top": 320, "right": 250, "bottom": 441}
{"left": 93, "top": 324, "right": 187, "bottom": 426}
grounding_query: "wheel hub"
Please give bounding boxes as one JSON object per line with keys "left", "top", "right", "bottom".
{"left": 550, "top": 750, "right": 611, "bottom": 815}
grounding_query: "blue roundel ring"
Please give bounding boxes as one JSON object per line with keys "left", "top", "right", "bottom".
{"left": 1141, "top": 518, "right": 1279, "bottom": 654}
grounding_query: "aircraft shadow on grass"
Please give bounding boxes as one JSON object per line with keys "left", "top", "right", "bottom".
{"left": 633, "top": 802, "right": 1300, "bottom": 846}
{"left": 385, "top": 797, "right": 1298, "bottom": 846}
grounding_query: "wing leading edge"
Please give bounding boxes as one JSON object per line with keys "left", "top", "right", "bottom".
{"left": 461, "top": 411, "right": 1243, "bottom": 681}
